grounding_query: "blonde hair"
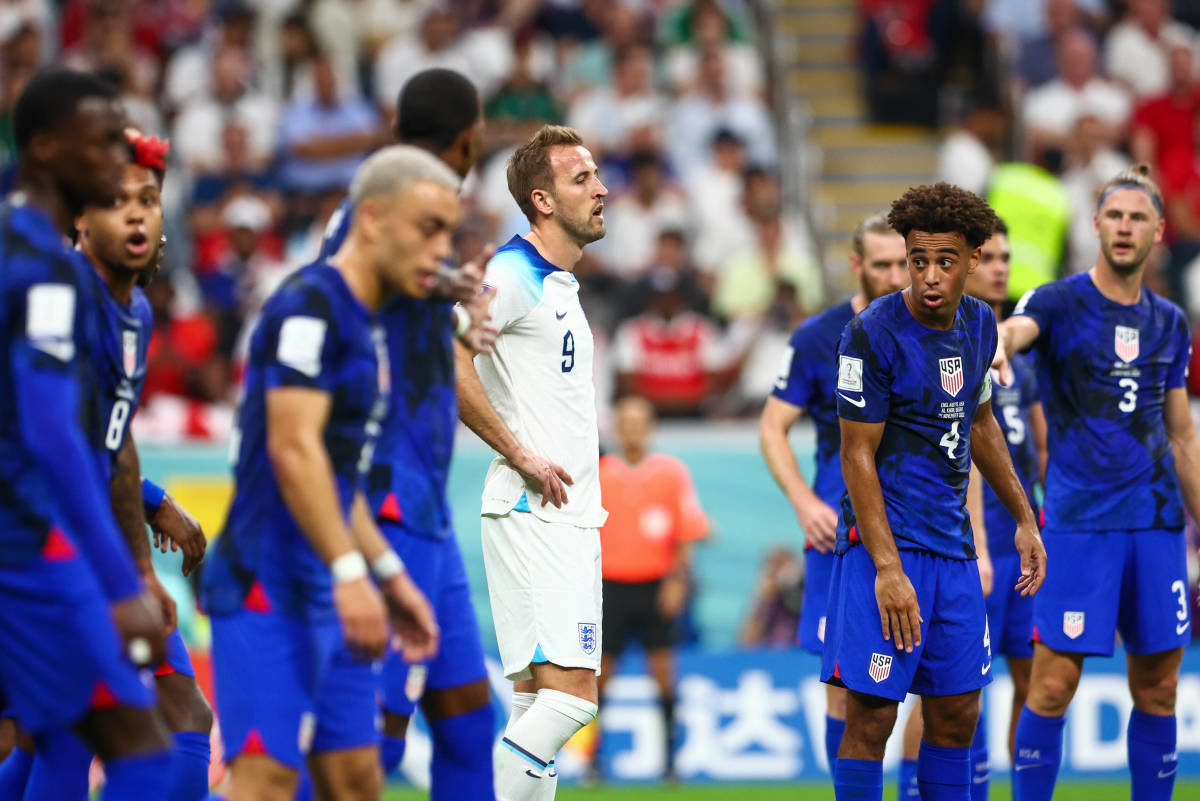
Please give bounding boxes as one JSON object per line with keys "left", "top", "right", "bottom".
{"left": 1096, "top": 163, "right": 1163, "bottom": 217}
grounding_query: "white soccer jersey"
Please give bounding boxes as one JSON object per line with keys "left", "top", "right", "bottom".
{"left": 474, "top": 235, "right": 607, "bottom": 528}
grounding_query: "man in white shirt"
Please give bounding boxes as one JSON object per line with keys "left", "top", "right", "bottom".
{"left": 455, "top": 124, "right": 609, "bottom": 801}
{"left": 1105, "top": 0, "right": 1197, "bottom": 98}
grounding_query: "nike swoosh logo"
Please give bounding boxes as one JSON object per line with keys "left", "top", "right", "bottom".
{"left": 1158, "top": 767, "right": 1177, "bottom": 778}
{"left": 1177, "top": 622, "right": 1190, "bottom": 635}
{"left": 982, "top": 662, "right": 992, "bottom": 675}
{"left": 973, "top": 776, "right": 989, "bottom": 784}
{"left": 1014, "top": 765, "right": 1037, "bottom": 772}
{"left": 525, "top": 769, "right": 543, "bottom": 779}
{"left": 838, "top": 393, "right": 866, "bottom": 408}
{"left": 556, "top": 311, "right": 568, "bottom": 320}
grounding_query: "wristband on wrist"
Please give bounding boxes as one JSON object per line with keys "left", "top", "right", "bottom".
{"left": 452, "top": 304, "right": 471, "bottom": 338}
{"left": 331, "top": 551, "right": 368, "bottom": 584}
{"left": 371, "top": 550, "right": 405, "bottom": 581}
{"left": 141, "top": 478, "right": 166, "bottom": 518}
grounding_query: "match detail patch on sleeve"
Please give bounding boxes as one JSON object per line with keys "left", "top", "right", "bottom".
{"left": 26, "top": 283, "right": 76, "bottom": 361}
{"left": 837, "top": 355, "right": 863, "bottom": 392}
{"left": 979, "top": 370, "right": 993, "bottom": 404}
{"left": 277, "top": 316, "right": 328, "bottom": 378}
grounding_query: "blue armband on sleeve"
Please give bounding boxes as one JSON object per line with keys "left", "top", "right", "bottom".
{"left": 141, "top": 478, "right": 165, "bottom": 519}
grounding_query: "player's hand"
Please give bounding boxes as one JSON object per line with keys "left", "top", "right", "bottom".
{"left": 333, "top": 577, "right": 389, "bottom": 661}
{"left": 111, "top": 591, "right": 168, "bottom": 667}
{"left": 977, "top": 548, "right": 994, "bottom": 598}
{"left": 142, "top": 566, "right": 177, "bottom": 635}
{"left": 510, "top": 446, "right": 574, "bottom": 508}
{"left": 657, "top": 573, "right": 689, "bottom": 619}
{"left": 440, "top": 244, "right": 495, "bottom": 303}
{"left": 991, "top": 341, "right": 1013, "bottom": 387}
{"left": 149, "top": 493, "right": 207, "bottom": 576}
{"left": 797, "top": 496, "right": 838, "bottom": 553}
{"left": 1013, "top": 522, "right": 1046, "bottom": 597}
{"left": 380, "top": 572, "right": 440, "bottom": 663}
{"left": 875, "top": 563, "right": 922, "bottom": 653}
{"left": 459, "top": 284, "right": 498, "bottom": 355}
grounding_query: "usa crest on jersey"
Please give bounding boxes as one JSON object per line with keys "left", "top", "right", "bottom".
{"left": 1063, "top": 611, "right": 1085, "bottom": 639}
{"left": 939, "top": 356, "right": 963, "bottom": 397}
{"left": 868, "top": 652, "right": 892, "bottom": 683}
{"left": 122, "top": 329, "right": 138, "bottom": 377}
{"left": 1114, "top": 326, "right": 1139, "bottom": 363}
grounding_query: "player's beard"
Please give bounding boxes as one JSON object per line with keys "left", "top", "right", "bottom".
{"left": 558, "top": 210, "right": 605, "bottom": 247}
{"left": 1102, "top": 237, "right": 1152, "bottom": 276}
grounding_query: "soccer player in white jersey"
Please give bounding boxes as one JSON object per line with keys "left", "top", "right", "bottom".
{"left": 455, "top": 124, "right": 608, "bottom": 801}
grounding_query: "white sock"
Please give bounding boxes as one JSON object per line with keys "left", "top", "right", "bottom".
{"left": 506, "top": 691, "right": 538, "bottom": 735}
{"left": 496, "top": 689, "right": 597, "bottom": 801}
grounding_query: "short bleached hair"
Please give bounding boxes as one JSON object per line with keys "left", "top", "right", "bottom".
{"left": 350, "top": 144, "right": 461, "bottom": 207}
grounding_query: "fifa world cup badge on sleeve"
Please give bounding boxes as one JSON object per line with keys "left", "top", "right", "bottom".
{"left": 939, "top": 357, "right": 964, "bottom": 397}
{"left": 1063, "top": 611, "right": 1085, "bottom": 639}
{"left": 869, "top": 652, "right": 893, "bottom": 683}
{"left": 579, "top": 622, "right": 598, "bottom": 655}
{"left": 838, "top": 356, "right": 863, "bottom": 392}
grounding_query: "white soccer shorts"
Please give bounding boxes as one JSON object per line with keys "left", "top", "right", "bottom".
{"left": 481, "top": 511, "right": 602, "bottom": 681}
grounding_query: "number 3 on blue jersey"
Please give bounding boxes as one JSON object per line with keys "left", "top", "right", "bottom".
{"left": 562, "top": 330, "right": 575, "bottom": 373}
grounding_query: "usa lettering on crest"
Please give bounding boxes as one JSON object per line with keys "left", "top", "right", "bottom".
{"left": 579, "top": 622, "right": 597, "bottom": 655}
{"left": 868, "top": 652, "right": 892, "bottom": 683}
{"left": 1063, "top": 611, "right": 1085, "bottom": 640}
{"left": 122, "top": 330, "right": 138, "bottom": 377}
{"left": 1115, "top": 326, "right": 1139, "bottom": 363}
{"left": 939, "top": 357, "right": 963, "bottom": 397}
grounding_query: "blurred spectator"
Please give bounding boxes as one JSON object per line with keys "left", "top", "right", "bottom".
{"left": 738, "top": 546, "right": 804, "bottom": 648}
{"left": 142, "top": 276, "right": 227, "bottom": 406}
{"left": 686, "top": 129, "right": 750, "bottom": 277}
{"left": 662, "top": 0, "right": 762, "bottom": 98}
{"left": 557, "top": 0, "right": 642, "bottom": 98}
{"left": 1022, "top": 27, "right": 1131, "bottom": 156}
{"left": 1061, "top": 115, "right": 1130, "bottom": 274}
{"left": 272, "top": 12, "right": 321, "bottom": 102}
{"left": 986, "top": 159, "right": 1071, "bottom": 300}
{"left": 567, "top": 43, "right": 666, "bottom": 157}
{"left": 937, "top": 103, "right": 1005, "bottom": 195}
{"left": 1011, "top": 0, "right": 1093, "bottom": 89}
{"left": 984, "top": 0, "right": 1107, "bottom": 40}
{"left": 1130, "top": 41, "right": 1200, "bottom": 172}
{"left": 1104, "top": 0, "right": 1197, "bottom": 99}
{"left": 1160, "top": 114, "right": 1200, "bottom": 298}
{"left": 712, "top": 170, "right": 823, "bottom": 321}
{"left": 62, "top": 0, "right": 159, "bottom": 99}
{"left": 594, "top": 150, "right": 689, "bottom": 279}
{"left": 163, "top": 1, "right": 259, "bottom": 113}
{"left": 485, "top": 27, "right": 562, "bottom": 146}
{"left": 860, "top": 0, "right": 951, "bottom": 125}
{"left": 277, "top": 53, "right": 381, "bottom": 199}
{"left": 613, "top": 268, "right": 726, "bottom": 418}
{"left": 667, "top": 45, "right": 775, "bottom": 179}
{"left": 0, "top": 22, "right": 42, "bottom": 173}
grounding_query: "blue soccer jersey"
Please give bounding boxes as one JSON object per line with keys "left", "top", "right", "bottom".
{"left": 834, "top": 291, "right": 998, "bottom": 559}
{"left": 983, "top": 352, "right": 1039, "bottom": 557}
{"left": 1013, "top": 272, "right": 1190, "bottom": 532}
{"left": 202, "top": 261, "right": 389, "bottom": 617}
{"left": 772, "top": 299, "right": 855, "bottom": 510}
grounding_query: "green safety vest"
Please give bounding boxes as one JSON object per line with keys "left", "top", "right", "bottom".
{"left": 986, "top": 163, "right": 1071, "bottom": 300}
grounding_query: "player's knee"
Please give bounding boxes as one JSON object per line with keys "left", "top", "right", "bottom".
{"left": 1129, "top": 670, "right": 1177, "bottom": 714}
{"left": 340, "top": 758, "right": 383, "bottom": 801}
{"left": 82, "top": 705, "right": 171, "bottom": 760}
{"left": 1030, "top": 672, "right": 1078, "bottom": 715}
{"left": 230, "top": 755, "right": 296, "bottom": 801}
{"left": 383, "top": 711, "right": 411, "bottom": 739}
{"left": 189, "top": 691, "right": 214, "bottom": 736}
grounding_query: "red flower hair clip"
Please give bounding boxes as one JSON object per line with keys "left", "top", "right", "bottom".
{"left": 125, "top": 128, "right": 170, "bottom": 171}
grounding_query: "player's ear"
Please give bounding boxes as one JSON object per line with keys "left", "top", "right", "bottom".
{"left": 530, "top": 187, "right": 553, "bottom": 217}
{"left": 967, "top": 246, "right": 982, "bottom": 273}
{"left": 1154, "top": 214, "right": 1166, "bottom": 244}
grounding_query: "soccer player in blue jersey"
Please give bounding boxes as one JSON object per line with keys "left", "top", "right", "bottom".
{"left": 319, "top": 68, "right": 499, "bottom": 798}
{"left": 999, "top": 164, "right": 1200, "bottom": 801}
{"left": 201, "top": 146, "right": 445, "bottom": 801}
{"left": 0, "top": 68, "right": 172, "bottom": 801}
{"left": 822, "top": 183, "right": 1046, "bottom": 801}
{"left": 759, "top": 211, "right": 907, "bottom": 773}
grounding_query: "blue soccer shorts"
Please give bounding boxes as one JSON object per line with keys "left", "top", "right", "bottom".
{"left": 1033, "top": 527, "right": 1191, "bottom": 656}
{"left": 985, "top": 552, "right": 1034, "bottom": 660}
{"left": 378, "top": 522, "right": 488, "bottom": 717}
{"left": 798, "top": 547, "right": 836, "bottom": 655}
{"left": 0, "top": 545, "right": 155, "bottom": 733}
{"left": 210, "top": 585, "right": 378, "bottom": 769}
{"left": 821, "top": 545, "right": 992, "bottom": 702}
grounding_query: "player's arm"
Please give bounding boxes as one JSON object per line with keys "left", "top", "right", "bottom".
{"left": 969, "top": 399, "right": 1046, "bottom": 596}
{"left": 112, "top": 434, "right": 176, "bottom": 632}
{"left": 967, "top": 461, "right": 993, "bottom": 597}
{"left": 146, "top": 480, "right": 207, "bottom": 577}
{"left": 840, "top": 416, "right": 922, "bottom": 652}
{"left": 759, "top": 396, "right": 838, "bottom": 552}
{"left": 993, "top": 316, "right": 1042, "bottom": 384}
{"left": 454, "top": 339, "right": 573, "bottom": 507}
{"left": 347, "top": 493, "right": 438, "bottom": 663}
{"left": 266, "top": 386, "right": 388, "bottom": 658}
{"left": 1031, "top": 401, "right": 1049, "bottom": 484}
{"left": 1164, "top": 387, "right": 1200, "bottom": 523}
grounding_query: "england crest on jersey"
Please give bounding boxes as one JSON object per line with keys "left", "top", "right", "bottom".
{"left": 1063, "top": 611, "right": 1085, "bottom": 639}
{"left": 122, "top": 329, "right": 138, "bottom": 377}
{"left": 939, "top": 356, "right": 963, "bottom": 397}
{"left": 868, "top": 652, "right": 893, "bottom": 683}
{"left": 1115, "top": 326, "right": 1139, "bottom": 363}
{"left": 578, "top": 622, "right": 597, "bottom": 655}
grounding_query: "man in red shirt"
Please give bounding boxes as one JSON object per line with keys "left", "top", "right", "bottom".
{"left": 592, "top": 395, "right": 709, "bottom": 781}
{"left": 1131, "top": 41, "right": 1200, "bottom": 173}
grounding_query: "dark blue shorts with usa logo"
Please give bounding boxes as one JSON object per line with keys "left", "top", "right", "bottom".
{"left": 1032, "top": 527, "right": 1191, "bottom": 656}
{"left": 820, "top": 544, "right": 992, "bottom": 702}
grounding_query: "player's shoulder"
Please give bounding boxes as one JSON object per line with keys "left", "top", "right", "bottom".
{"left": 262, "top": 261, "right": 348, "bottom": 325}
{"left": 1142, "top": 284, "right": 1188, "bottom": 329}
{"left": 130, "top": 285, "right": 153, "bottom": 329}
{"left": 958, "top": 294, "right": 996, "bottom": 330}
{"left": 0, "top": 202, "right": 82, "bottom": 285}
{"left": 790, "top": 298, "right": 854, "bottom": 348}
{"left": 847, "top": 290, "right": 902, "bottom": 341}
{"left": 318, "top": 197, "right": 355, "bottom": 258}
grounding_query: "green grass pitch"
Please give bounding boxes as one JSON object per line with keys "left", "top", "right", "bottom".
{"left": 383, "top": 780, "right": 1200, "bottom": 800}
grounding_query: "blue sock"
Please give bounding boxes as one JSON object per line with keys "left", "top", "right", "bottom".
{"left": 917, "top": 741, "right": 970, "bottom": 801}
{"left": 0, "top": 745, "right": 33, "bottom": 800}
{"left": 970, "top": 707, "right": 988, "bottom": 801}
{"left": 101, "top": 748, "right": 171, "bottom": 801}
{"left": 294, "top": 766, "right": 313, "bottom": 801}
{"left": 825, "top": 715, "right": 846, "bottom": 773}
{"left": 381, "top": 734, "right": 406, "bottom": 776}
{"left": 1127, "top": 709, "right": 1176, "bottom": 801}
{"left": 834, "top": 757, "right": 883, "bottom": 801}
{"left": 24, "top": 728, "right": 91, "bottom": 801}
{"left": 899, "top": 757, "right": 920, "bottom": 800}
{"left": 1012, "top": 707, "right": 1064, "bottom": 801}
{"left": 166, "top": 731, "right": 210, "bottom": 801}
{"left": 429, "top": 704, "right": 495, "bottom": 801}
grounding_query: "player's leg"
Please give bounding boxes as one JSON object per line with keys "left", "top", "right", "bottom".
{"left": 646, "top": 646, "right": 678, "bottom": 780}
{"left": 307, "top": 625, "right": 382, "bottom": 801}
{"left": 156, "top": 629, "right": 214, "bottom": 801}
{"left": 0, "top": 719, "right": 34, "bottom": 797}
{"left": 993, "top": 548, "right": 1035, "bottom": 763}
{"left": 900, "top": 699, "right": 922, "bottom": 801}
{"left": 802, "top": 548, "right": 844, "bottom": 772}
{"left": 919, "top": 690, "right": 982, "bottom": 801}
{"left": 1119, "top": 527, "right": 1191, "bottom": 801}
{"left": 838, "top": 690, "right": 899, "bottom": 801}
{"left": 1012, "top": 644, "right": 1083, "bottom": 801}
{"left": 307, "top": 746, "right": 381, "bottom": 801}
{"left": 1005, "top": 657, "right": 1032, "bottom": 759}
{"left": 826, "top": 685, "right": 848, "bottom": 774}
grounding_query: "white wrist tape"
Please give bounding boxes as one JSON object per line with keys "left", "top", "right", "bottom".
{"left": 331, "top": 551, "right": 368, "bottom": 584}
{"left": 371, "top": 550, "right": 405, "bottom": 581}
{"left": 452, "top": 304, "right": 471, "bottom": 338}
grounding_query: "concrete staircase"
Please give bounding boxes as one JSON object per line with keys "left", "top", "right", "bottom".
{"left": 771, "top": 0, "right": 940, "bottom": 290}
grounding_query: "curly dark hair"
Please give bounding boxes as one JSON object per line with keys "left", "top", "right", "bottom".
{"left": 887, "top": 182, "right": 1000, "bottom": 249}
